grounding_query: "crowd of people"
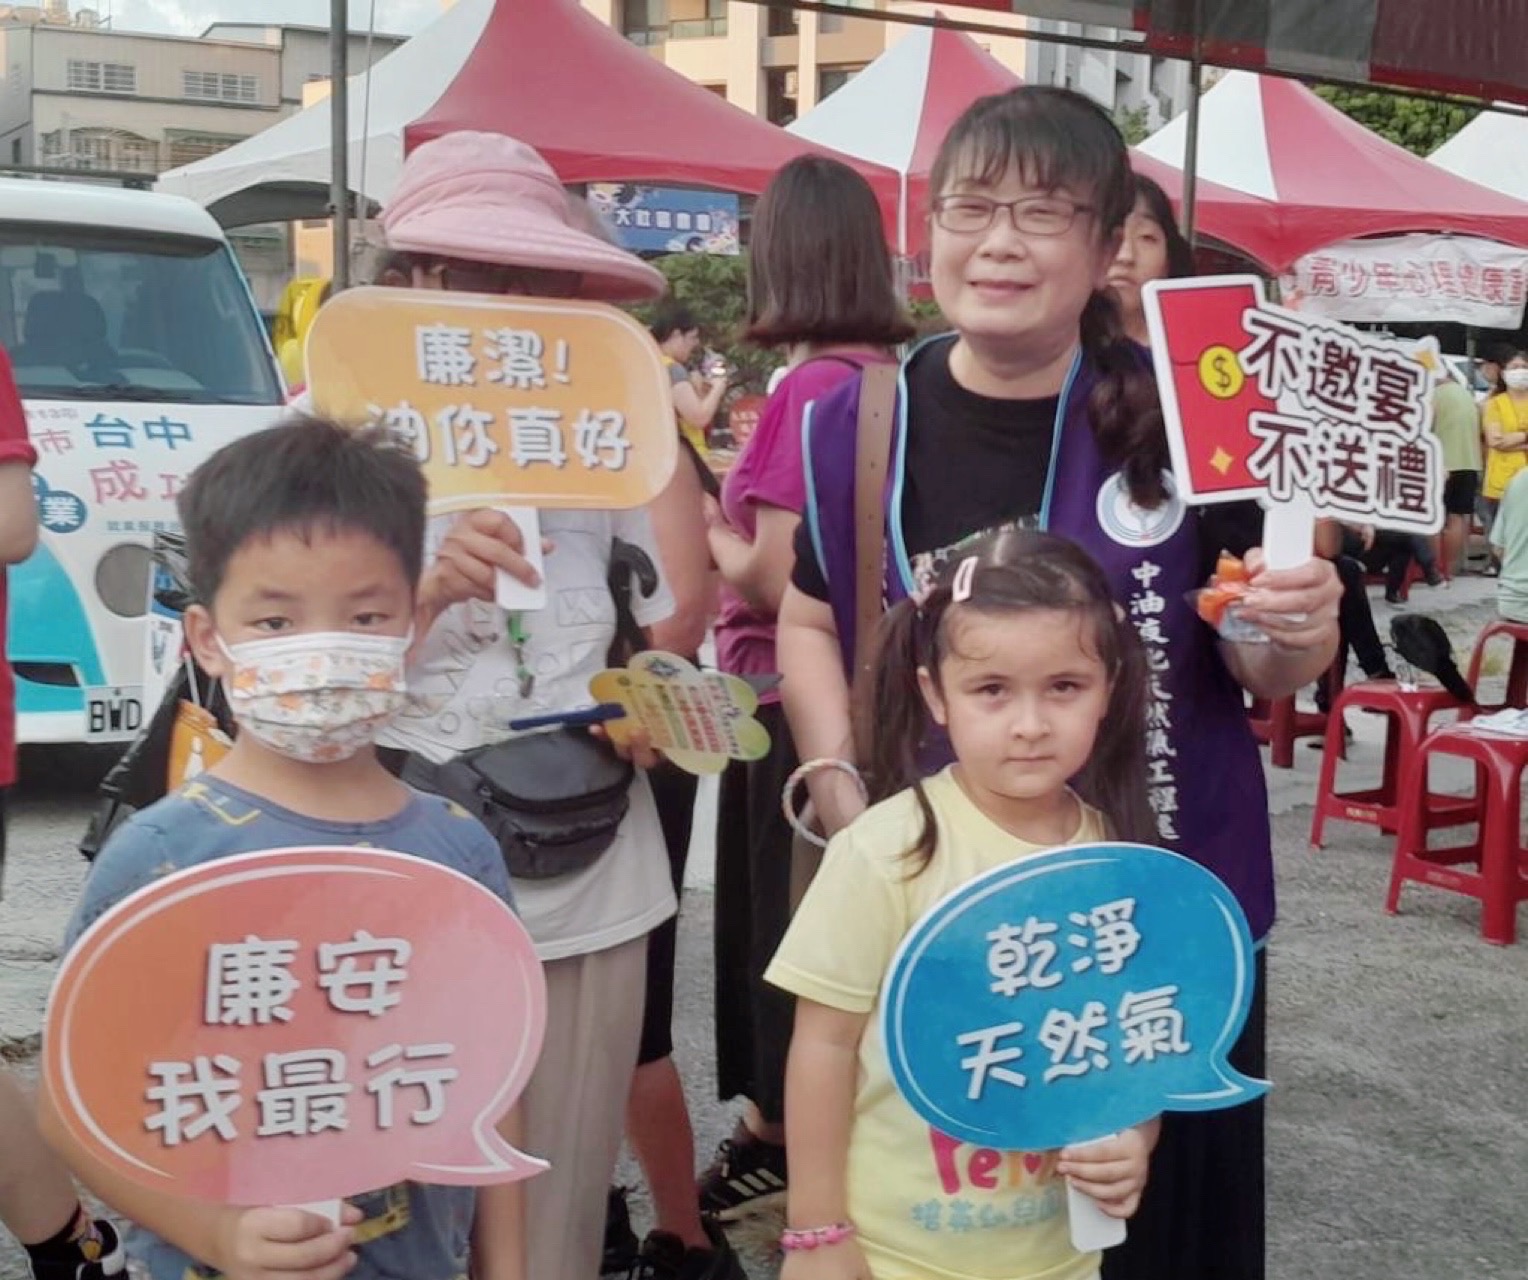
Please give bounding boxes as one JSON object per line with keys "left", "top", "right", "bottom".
{"left": 56, "top": 79, "right": 1528, "bottom": 1280}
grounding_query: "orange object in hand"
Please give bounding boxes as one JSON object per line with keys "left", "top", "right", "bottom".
{"left": 1197, "top": 553, "right": 1252, "bottom": 629}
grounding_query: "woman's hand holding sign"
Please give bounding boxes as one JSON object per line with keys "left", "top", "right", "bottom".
{"left": 1221, "top": 548, "right": 1342, "bottom": 700}
{"left": 418, "top": 509, "right": 546, "bottom": 629}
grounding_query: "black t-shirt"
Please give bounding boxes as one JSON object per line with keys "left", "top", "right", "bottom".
{"left": 793, "top": 337, "right": 1057, "bottom": 600}
{"left": 790, "top": 336, "right": 1265, "bottom": 600}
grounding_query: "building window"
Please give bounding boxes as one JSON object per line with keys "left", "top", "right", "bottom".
{"left": 10, "top": 139, "right": 19, "bottom": 164}
{"left": 66, "top": 60, "right": 136, "bottom": 93}
{"left": 38, "top": 126, "right": 157, "bottom": 173}
{"left": 102, "top": 63, "right": 136, "bottom": 93}
{"left": 765, "top": 68, "right": 797, "bottom": 127}
{"left": 165, "top": 131, "right": 244, "bottom": 169}
{"left": 672, "top": 0, "right": 726, "bottom": 38}
{"left": 767, "top": 6, "right": 797, "bottom": 36}
{"left": 817, "top": 65, "right": 860, "bottom": 101}
{"left": 622, "top": 0, "right": 666, "bottom": 46}
{"left": 183, "top": 71, "right": 260, "bottom": 104}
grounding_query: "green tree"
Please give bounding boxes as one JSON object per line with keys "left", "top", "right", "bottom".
{"left": 1113, "top": 103, "right": 1153, "bottom": 146}
{"left": 1312, "top": 85, "right": 1482, "bottom": 156}
{"left": 628, "top": 252, "right": 776, "bottom": 395}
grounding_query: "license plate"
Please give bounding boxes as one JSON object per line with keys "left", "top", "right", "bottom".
{"left": 85, "top": 685, "right": 145, "bottom": 741}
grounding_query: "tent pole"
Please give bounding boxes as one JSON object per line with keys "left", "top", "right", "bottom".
{"left": 1180, "top": 5, "right": 1203, "bottom": 247}
{"left": 330, "top": 0, "right": 351, "bottom": 292}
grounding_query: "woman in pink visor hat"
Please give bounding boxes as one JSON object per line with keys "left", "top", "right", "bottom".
{"left": 373, "top": 133, "right": 730, "bottom": 1280}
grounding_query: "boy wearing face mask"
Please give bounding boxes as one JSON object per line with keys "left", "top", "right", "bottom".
{"left": 43, "top": 417, "right": 526, "bottom": 1280}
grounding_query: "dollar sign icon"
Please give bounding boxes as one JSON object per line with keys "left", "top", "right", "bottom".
{"left": 1198, "top": 344, "right": 1245, "bottom": 400}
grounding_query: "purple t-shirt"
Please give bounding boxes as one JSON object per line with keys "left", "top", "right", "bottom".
{"left": 716, "top": 352, "right": 893, "bottom": 690}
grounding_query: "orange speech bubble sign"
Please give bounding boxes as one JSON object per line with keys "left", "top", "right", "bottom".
{"left": 44, "top": 846, "right": 546, "bottom": 1205}
{"left": 306, "top": 288, "right": 678, "bottom": 513}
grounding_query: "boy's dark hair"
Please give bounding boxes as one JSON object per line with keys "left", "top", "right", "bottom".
{"left": 862, "top": 528, "right": 1155, "bottom": 873}
{"left": 745, "top": 154, "right": 914, "bottom": 348}
{"left": 650, "top": 302, "right": 698, "bottom": 344}
{"left": 177, "top": 414, "right": 427, "bottom": 605}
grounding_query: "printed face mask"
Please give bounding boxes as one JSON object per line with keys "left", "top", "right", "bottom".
{"left": 1504, "top": 369, "right": 1528, "bottom": 391}
{"left": 218, "top": 630, "right": 411, "bottom": 764}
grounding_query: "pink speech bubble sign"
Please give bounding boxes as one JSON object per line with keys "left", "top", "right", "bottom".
{"left": 45, "top": 846, "right": 546, "bottom": 1205}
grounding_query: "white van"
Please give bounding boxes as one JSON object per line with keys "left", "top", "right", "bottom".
{"left": 4, "top": 179, "right": 285, "bottom": 746}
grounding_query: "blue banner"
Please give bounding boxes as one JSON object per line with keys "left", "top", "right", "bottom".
{"left": 587, "top": 185, "right": 740, "bottom": 256}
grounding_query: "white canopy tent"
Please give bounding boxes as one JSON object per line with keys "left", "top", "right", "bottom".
{"left": 154, "top": 0, "right": 493, "bottom": 227}
{"left": 1430, "top": 108, "right": 1528, "bottom": 204}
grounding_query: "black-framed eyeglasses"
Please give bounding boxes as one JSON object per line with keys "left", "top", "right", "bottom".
{"left": 932, "top": 194, "right": 1095, "bottom": 237}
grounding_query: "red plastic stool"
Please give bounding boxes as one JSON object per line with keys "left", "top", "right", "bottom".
{"left": 1385, "top": 723, "right": 1528, "bottom": 945}
{"left": 1463, "top": 618, "right": 1528, "bottom": 718}
{"left": 1248, "top": 659, "right": 1345, "bottom": 769}
{"left": 1309, "top": 682, "right": 1473, "bottom": 848}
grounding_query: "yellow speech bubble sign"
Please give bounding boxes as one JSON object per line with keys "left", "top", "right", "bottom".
{"left": 306, "top": 288, "right": 678, "bottom": 513}
{"left": 589, "top": 652, "right": 772, "bottom": 776}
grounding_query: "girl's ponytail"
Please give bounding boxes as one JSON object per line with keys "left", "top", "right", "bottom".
{"left": 1082, "top": 289, "right": 1170, "bottom": 509}
{"left": 857, "top": 595, "right": 942, "bottom": 874}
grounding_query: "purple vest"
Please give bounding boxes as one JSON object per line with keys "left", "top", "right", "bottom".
{"left": 801, "top": 347, "right": 1275, "bottom": 940}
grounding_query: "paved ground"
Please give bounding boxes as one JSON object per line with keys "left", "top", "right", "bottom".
{"left": 4, "top": 572, "right": 1527, "bottom": 1279}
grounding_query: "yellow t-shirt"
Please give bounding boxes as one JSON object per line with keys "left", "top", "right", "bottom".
{"left": 767, "top": 769, "right": 1107, "bottom": 1280}
{"left": 1483, "top": 393, "right": 1527, "bottom": 500}
{"left": 663, "top": 354, "right": 710, "bottom": 457}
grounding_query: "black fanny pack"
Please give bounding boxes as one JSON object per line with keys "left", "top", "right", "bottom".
{"left": 402, "top": 729, "right": 634, "bottom": 880}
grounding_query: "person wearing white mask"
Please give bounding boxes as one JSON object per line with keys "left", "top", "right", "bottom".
{"left": 45, "top": 418, "right": 525, "bottom": 1280}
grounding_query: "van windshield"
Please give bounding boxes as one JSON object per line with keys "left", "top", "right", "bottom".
{"left": 0, "top": 223, "right": 282, "bottom": 405}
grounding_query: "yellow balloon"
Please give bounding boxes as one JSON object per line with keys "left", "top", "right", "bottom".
{"left": 1198, "top": 344, "right": 1245, "bottom": 400}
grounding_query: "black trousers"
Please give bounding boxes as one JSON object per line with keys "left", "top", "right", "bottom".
{"left": 638, "top": 762, "right": 699, "bottom": 1066}
{"left": 712, "top": 702, "right": 799, "bottom": 1124}
{"left": 1102, "top": 949, "right": 1268, "bottom": 1280}
{"left": 1334, "top": 555, "right": 1392, "bottom": 680}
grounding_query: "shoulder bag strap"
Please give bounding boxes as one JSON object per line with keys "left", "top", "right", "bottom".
{"left": 853, "top": 362, "right": 899, "bottom": 685}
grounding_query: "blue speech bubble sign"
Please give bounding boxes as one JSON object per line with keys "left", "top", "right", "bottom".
{"left": 882, "top": 842, "right": 1268, "bottom": 1153}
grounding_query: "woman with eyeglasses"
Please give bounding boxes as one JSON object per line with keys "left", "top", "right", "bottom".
{"left": 775, "top": 87, "right": 1340, "bottom": 1280}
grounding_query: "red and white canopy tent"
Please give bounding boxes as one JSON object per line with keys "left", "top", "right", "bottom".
{"left": 784, "top": 22, "right": 1284, "bottom": 267}
{"left": 159, "top": 0, "right": 898, "bottom": 233}
{"left": 786, "top": 24, "right": 1021, "bottom": 257}
{"left": 1137, "top": 71, "right": 1528, "bottom": 326}
{"left": 931, "top": 1, "right": 1528, "bottom": 106}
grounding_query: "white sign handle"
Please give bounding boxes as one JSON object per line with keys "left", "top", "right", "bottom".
{"left": 1260, "top": 491, "right": 1317, "bottom": 573}
{"left": 493, "top": 506, "right": 548, "bottom": 612}
{"left": 292, "top": 1200, "right": 343, "bottom": 1228}
{"left": 1066, "top": 1179, "right": 1127, "bottom": 1253}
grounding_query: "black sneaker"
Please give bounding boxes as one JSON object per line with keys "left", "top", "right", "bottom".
{"left": 630, "top": 1218, "right": 748, "bottom": 1280}
{"left": 27, "top": 1218, "right": 125, "bottom": 1280}
{"left": 697, "top": 1123, "right": 787, "bottom": 1222}
{"left": 603, "top": 1187, "right": 641, "bottom": 1276}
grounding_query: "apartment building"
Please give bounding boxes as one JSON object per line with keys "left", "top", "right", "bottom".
{"left": 203, "top": 22, "right": 407, "bottom": 111}
{"left": 581, "top": 0, "right": 1028, "bottom": 124}
{"left": 0, "top": 6, "right": 402, "bottom": 309}
{"left": 1025, "top": 18, "right": 1190, "bottom": 133}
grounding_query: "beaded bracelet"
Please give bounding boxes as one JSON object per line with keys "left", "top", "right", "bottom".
{"left": 780, "top": 1222, "right": 857, "bottom": 1252}
{"left": 781, "top": 758, "right": 869, "bottom": 848}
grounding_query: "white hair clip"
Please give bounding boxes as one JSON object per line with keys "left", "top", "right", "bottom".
{"left": 951, "top": 555, "right": 979, "bottom": 604}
